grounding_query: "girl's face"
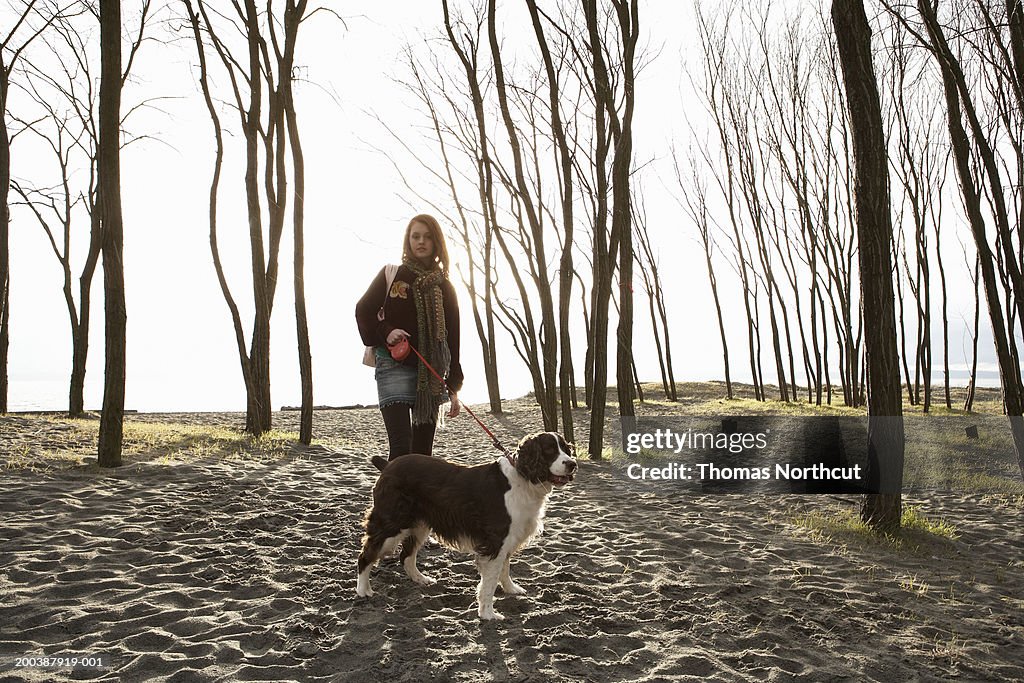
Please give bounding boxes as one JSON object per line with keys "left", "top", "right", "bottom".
{"left": 409, "top": 222, "right": 435, "bottom": 261}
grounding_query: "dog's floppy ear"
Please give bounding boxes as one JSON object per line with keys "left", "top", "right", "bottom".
{"left": 515, "top": 432, "right": 551, "bottom": 484}
{"left": 556, "top": 433, "right": 576, "bottom": 459}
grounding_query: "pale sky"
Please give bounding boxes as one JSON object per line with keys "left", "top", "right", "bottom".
{"left": 4, "top": 1, "right": 1002, "bottom": 412}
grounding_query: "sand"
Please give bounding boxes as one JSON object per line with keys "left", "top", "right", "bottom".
{"left": 1, "top": 396, "right": 1023, "bottom": 682}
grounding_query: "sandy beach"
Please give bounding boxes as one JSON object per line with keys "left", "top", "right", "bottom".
{"left": 1, "top": 391, "right": 1023, "bottom": 681}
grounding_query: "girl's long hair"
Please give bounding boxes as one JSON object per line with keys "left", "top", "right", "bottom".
{"left": 402, "top": 214, "right": 450, "bottom": 274}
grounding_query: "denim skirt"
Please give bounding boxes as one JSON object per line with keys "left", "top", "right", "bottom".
{"left": 374, "top": 347, "right": 417, "bottom": 407}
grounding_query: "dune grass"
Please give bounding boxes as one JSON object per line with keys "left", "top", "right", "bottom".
{"left": 122, "top": 421, "right": 300, "bottom": 464}
{"left": 789, "top": 504, "right": 960, "bottom": 555}
{"left": 3, "top": 443, "right": 83, "bottom": 472}
{"left": 1, "top": 414, "right": 304, "bottom": 471}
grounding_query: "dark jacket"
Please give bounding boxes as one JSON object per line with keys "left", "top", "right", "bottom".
{"left": 355, "top": 265, "right": 464, "bottom": 393}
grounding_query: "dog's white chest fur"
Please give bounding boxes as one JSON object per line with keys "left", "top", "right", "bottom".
{"left": 500, "top": 458, "right": 549, "bottom": 551}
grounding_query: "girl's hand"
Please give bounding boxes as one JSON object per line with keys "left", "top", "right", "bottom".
{"left": 386, "top": 328, "right": 410, "bottom": 345}
{"left": 447, "top": 393, "right": 461, "bottom": 418}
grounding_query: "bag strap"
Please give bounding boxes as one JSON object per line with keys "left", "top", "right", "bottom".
{"left": 384, "top": 264, "right": 399, "bottom": 290}
{"left": 378, "top": 264, "right": 400, "bottom": 321}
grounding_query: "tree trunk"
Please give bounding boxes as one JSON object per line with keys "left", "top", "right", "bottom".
{"left": 583, "top": 0, "right": 613, "bottom": 459}
{"left": 810, "top": 275, "right": 823, "bottom": 405}
{"left": 588, "top": 252, "right": 612, "bottom": 458}
{"left": 965, "top": 257, "right": 981, "bottom": 412}
{"left": 936, "top": 224, "right": 951, "bottom": 409}
{"left": 833, "top": 0, "right": 905, "bottom": 532}
{"left": 655, "top": 283, "right": 678, "bottom": 401}
{"left": 483, "top": 239, "right": 502, "bottom": 414}
{"left": 710, "top": 265, "right": 734, "bottom": 399}
{"left": 242, "top": 0, "right": 272, "bottom": 437}
{"left": 820, "top": 288, "right": 834, "bottom": 406}
{"left": 0, "top": 66, "right": 10, "bottom": 415}
{"left": 1009, "top": 0, "right": 1024, "bottom": 96}
{"left": 612, "top": 0, "right": 639, "bottom": 438}
{"left": 70, "top": 210, "right": 102, "bottom": 418}
{"left": 583, "top": 282, "right": 594, "bottom": 408}
{"left": 645, "top": 281, "right": 669, "bottom": 398}
{"left": 69, "top": 331, "right": 87, "bottom": 416}
{"left": 615, "top": 217, "right": 636, "bottom": 446}
{"left": 766, "top": 290, "right": 788, "bottom": 401}
{"left": 751, "top": 281, "right": 766, "bottom": 400}
{"left": 283, "top": 0, "right": 312, "bottom": 445}
{"left": 894, "top": 236, "right": 916, "bottom": 405}
{"left": 631, "top": 356, "right": 644, "bottom": 402}
{"left": 97, "top": 0, "right": 126, "bottom": 468}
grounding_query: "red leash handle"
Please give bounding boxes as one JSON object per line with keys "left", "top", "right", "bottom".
{"left": 402, "top": 341, "right": 513, "bottom": 461}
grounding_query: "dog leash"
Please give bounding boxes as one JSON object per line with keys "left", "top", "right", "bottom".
{"left": 400, "top": 341, "right": 516, "bottom": 466}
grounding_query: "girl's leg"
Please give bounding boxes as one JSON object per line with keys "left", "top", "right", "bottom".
{"left": 380, "top": 403, "right": 413, "bottom": 459}
{"left": 411, "top": 419, "right": 437, "bottom": 456}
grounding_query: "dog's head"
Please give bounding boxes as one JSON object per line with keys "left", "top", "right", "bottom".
{"left": 515, "top": 432, "right": 577, "bottom": 487}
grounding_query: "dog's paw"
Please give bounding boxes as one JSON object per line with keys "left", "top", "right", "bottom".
{"left": 478, "top": 607, "right": 505, "bottom": 621}
{"left": 500, "top": 582, "right": 526, "bottom": 595}
{"left": 410, "top": 572, "right": 436, "bottom": 587}
{"left": 355, "top": 586, "right": 374, "bottom": 598}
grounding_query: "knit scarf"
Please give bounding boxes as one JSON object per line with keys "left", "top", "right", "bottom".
{"left": 404, "top": 256, "right": 451, "bottom": 425}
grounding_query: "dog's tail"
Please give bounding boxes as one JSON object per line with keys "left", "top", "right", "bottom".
{"left": 370, "top": 455, "right": 388, "bottom": 473}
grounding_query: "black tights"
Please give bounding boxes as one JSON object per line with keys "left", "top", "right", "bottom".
{"left": 380, "top": 403, "right": 437, "bottom": 460}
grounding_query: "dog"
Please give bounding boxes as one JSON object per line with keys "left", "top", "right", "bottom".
{"left": 355, "top": 432, "right": 577, "bottom": 620}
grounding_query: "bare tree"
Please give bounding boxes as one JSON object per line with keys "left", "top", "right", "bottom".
{"left": 96, "top": 0, "right": 126, "bottom": 467}
{"left": 674, "top": 147, "right": 732, "bottom": 398}
{"left": 11, "top": 0, "right": 151, "bottom": 418}
{"left": 833, "top": 0, "right": 905, "bottom": 532}
{"left": 439, "top": 0, "right": 512, "bottom": 416}
{"left": 633, "top": 184, "right": 677, "bottom": 401}
{"left": 885, "top": 0, "right": 1024, "bottom": 476}
{"left": 421, "top": 0, "right": 642, "bottom": 450}
{"left": 884, "top": 23, "right": 950, "bottom": 413}
{"left": 526, "top": 0, "right": 579, "bottom": 440}
{"left": 1, "top": 0, "right": 73, "bottom": 414}
{"left": 580, "top": 0, "right": 639, "bottom": 457}
{"left": 963, "top": 250, "right": 981, "bottom": 412}
{"left": 440, "top": 1, "right": 524, "bottom": 417}
{"left": 280, "top": 0, "right": 313, "bottom": 444}
{"left": 486, "top": 0, "right": 561, "bottom": 431}
{"left": 690, "top": 2, "right": 866, "bottom": 407}
{"left": 608, "top": 0, "right": 639, "bottom": 444}
{"left": 692, "top": 7, "right": 765, "bottom": 402}
{"left": 184, "top": 0, "right": 314, "bottom": 437}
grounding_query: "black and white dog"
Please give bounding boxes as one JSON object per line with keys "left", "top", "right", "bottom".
{"left": 355, "top": 432, "right": 577, "bottom": 620}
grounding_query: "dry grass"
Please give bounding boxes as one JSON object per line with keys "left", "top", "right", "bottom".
{"left": 788, "top": 504, "right": 960, "bottom": 555}
{"left": 1, "top": 414, "right": 304, "bottom": 472}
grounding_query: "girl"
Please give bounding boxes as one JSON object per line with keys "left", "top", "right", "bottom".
{"left": 356, "top": 215, "right": 463, "bottom": 461}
